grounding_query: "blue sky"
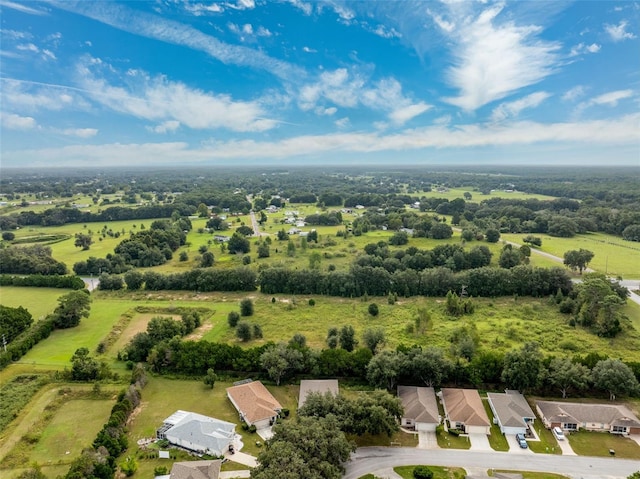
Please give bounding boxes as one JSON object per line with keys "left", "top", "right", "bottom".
{"left": 1, "top": 0, "right": 639, "bottom": 167}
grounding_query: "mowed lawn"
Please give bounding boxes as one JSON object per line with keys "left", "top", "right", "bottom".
{"left": 128, "top": 376, "right": 299, "bottom": 457}
{"left": 567, "top": 430, "right": 640, "bottom": 459}
{"left": 0, "top": 287, "right": 69, "bottom": 320}
{"left": 503, "top": 232, "right": 640, "bottom": 279}
{"left": 30, "top": 398, "right": 115, "bottom": 463}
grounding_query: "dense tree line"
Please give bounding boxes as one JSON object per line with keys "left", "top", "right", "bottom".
{"left": 0, "top": 204, "right": 195, "bottom": 230}
{"left": 97, "top": 267, "right": 257, "bottom": 292}
{"left": 0, "top": 315, "right": 56, "bottom": 369}
{"left": 258, "top": 265, "right": 571, "bottom": 298}
{"left": 0, "top": 245, "right": 68, "bottom": 275}
{"left": 0, "top": 305, "right": 33, "bottom": 343}
{"left": 0, "top": 274, "right": 85, "bottom": 289}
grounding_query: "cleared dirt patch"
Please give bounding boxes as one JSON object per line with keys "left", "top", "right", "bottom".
{"left": 185, "top": 320, "right": 214, "bottom": 340}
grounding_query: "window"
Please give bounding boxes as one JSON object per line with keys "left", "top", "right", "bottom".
{"left": 612, "top": 425, "right": 627, "bottom": 433}
{"left": 564, "top": 423, "right": 577, "bottom": 430}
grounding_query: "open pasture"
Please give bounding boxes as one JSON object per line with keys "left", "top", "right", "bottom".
{"left": 417, "top": 187, "right": 558, "bottom": 203}
{"left": 503, "top": 232, "right": 640, "bottom": 279}
{"left": 0, "top": 287, "right": 69, "bottom": 320}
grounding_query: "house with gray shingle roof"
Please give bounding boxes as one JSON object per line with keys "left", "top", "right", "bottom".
{"left": 441, "top": 388, "right": 491, "bottom": 435}
{"left": 168, "top": 460, "right": 221, "bottom": 479}
{"left": 487, "top": 391, "right": 535, "bottom": 436}
{"left": 157, "top": 411, "right": 235, "bottom": 457}
{"left": 536, "top": 400, "right": 640, "bottom": 435}
{"left": 398, "top": 386, "right": 440, "bottom": 432}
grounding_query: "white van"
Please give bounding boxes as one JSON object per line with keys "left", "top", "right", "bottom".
{"left": 552, "top": 426, "right": 565, "bottom": 440}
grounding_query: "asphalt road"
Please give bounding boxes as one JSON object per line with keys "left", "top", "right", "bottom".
{"left": 343, "top": 446, "right": 640, "bottom": 479}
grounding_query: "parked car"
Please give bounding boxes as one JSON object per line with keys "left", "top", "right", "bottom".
{"left": 552, "top": 427, "right": 565, "bottom": 440}
{"left": 515, "top": 433, "right": 528, "bottom": 448}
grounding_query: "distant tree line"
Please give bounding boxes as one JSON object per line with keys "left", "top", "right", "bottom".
{"left": 0, "top": 204, "right": 195, "bottom": 230}
{"left": 0, "top": 274, "right": 85, "bottom": 289}
{"left": 0, "top": 245, "right": 68, "bottom": 275}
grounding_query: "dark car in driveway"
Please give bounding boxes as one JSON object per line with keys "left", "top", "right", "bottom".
{"left": 516, "top": 433, "right": 528, "bottom": 448}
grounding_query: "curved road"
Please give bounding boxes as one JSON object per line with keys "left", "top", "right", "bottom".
{"left": 343, "top": 446, "right": 640, "bottom": 479}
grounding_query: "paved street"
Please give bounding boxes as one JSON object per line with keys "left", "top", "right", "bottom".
{"left": 343, "top": 447, "right": 640, "bottom": 479}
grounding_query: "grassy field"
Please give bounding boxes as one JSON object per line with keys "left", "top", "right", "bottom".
{"left": 489, "top": 472, "right": 569, "bottom": 479}
{"left": 0, "top": 287, "right": 69, "bottom": 320}
{"left": 503, "top": 232, "right": 640, "bottom": 279}
{"left": 418, "top": 187, "right": 558, "bottom": 202}
{"left": 566, "top": 430, "right": 640, "bottom": 458}
{"left": 393, "top": 465, "right": 466, "bottom": 479}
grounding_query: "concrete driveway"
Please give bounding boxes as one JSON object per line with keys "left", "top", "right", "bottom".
{"left": 556, "top": 435, "right": 576, "bottom": 455}
{"left": 468, "top": 433, "right": 492, "bottom": 451}
{"left": 417, "top": 431, "right": 438, "bottom": 449}
{"left": 505, "top": 434, "right": 533, "bottom": 454}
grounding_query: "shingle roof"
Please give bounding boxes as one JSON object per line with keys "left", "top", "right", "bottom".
{"left": 487, "top": 392, "right": 535, "bottom": 428}
{"left": 397, "top": 386, "right": 439, "bottom": 424}
{"left": 441, "top": 388, "right": 490, "bottom": 427}
{"left": 226, "top": 381, "right": 282, "bottom": 425}
{"left": 170, "top": 460, "right": 221, "bottom": 479}
{"left": 298, "top": 379, "right": 339, "bottom": 407}
{"left": 536, "top": 401, "right": 640, "bottom": 427}
{"left": 161, "top": 411, "right": 235, "bottom": 456}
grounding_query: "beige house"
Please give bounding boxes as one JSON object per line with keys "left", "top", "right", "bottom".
{"left": 226, "top": 381, "right": 282, "bottom": 429}
{"left": 536, "top": 400, "right": 640, "bottom": 435}
{"left": 397, "top": 386, "right": 440, "bottom": 432}
{"left": 169, "top": 460, "right": 221, "bottom": 479}
{"left": 298, "top": 379, "right": 339, "bottom": 408}
{"left": 441, "top": 388, "right": 490, "bottom": 435}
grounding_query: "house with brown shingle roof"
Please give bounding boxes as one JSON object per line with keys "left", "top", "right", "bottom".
{"left": 536, "top": 400, "right": 640, "bottom": 435}
{"left": 487, "top": 391, "right": 535, "bottom": 436}
{"left": 441, "top": 388, "right": 491, "bottom": 435}
{"left": 226, "top": 381, "right": 282, "bottom": 429}
{"left": 398, "top": 386, "right": 440, "bottom": 432}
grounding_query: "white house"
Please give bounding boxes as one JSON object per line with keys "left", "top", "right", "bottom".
{"left": 397, "top": 386, "right": 440, "bottom": 432}
{"left": 487, "top": 391, "right": 535, "bottom": 435}
{"left": 156, "top": 411, "right": 235, "bottom": 457}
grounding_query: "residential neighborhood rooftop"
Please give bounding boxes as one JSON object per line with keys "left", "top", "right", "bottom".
{"left": 397, "top": 386, "right": 439, "bottom": 424}
{"left": 441, "top": 388, "right": 490, "bottom": 427}
{"left": 226, "top": 381, "right": 282, "bottom": 425}
{"left": 298, "top": 379, "right": 339, "bottom": 407}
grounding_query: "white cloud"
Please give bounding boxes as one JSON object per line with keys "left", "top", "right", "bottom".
{"left": 569, "top": 42, "right": 601, "bottom": 56}
{"left": 0, "top": 0, "right": 46, "bottom": 15}
{"left": 286, "top": 0, "right": 312, "bottom": 16}
{"left": 53, "top": 2, "right": 305, "bottom": 81}
{"left": 491, "top": 91, "right": 551, "bottom": 122}
{"left": 2, "top": 29, "right": 33, "bottom": 40}
{"left": 335, "top": 117, "right": 350, "bottom": 128}
{"left": 147, "top": 120, "right": 181, "bottom": 134}
{"left": 299, "top": 70, "right": 430, "bottom": 125}
{"left": 257, "top": 26, "right": 272, "bottom": 37}
{"left": 302, "top": 46, "right": 317, "bottom": 53}
{"left": 184, "top": 3, "right": 224, "bottom": 16}
{"left": 15, "top": 42, "right": 56, "bottom": 61}
{"left": 6, "top": 113, "right": 638, "bottom": 167}
{"left": 372, "top": 25, "right": 402, "bottom": 39}
{"left": 427, "top": 9, "right": 455, "bottom": 33}
{"left": 605, "top": 20, "right": 636, "bottom": 41}
{"left": 1, "top": 112, "right": 37, "bottom": 130}
{"left": 242, "top": 24, "right": 253, "bottom": 35}
{"left": 57, "top": 127, "right": 98, "bottom": 138}
{"left": 315, "top": 107, "right": 337, "bottom": 116}
{"left": 76, "top": 57, "right": 277, "bottom": 132}
{"left": 1, "top": 79, "right": 79, "bottom": 111}
{"left": 225, "top": 0, "right": 254, "bottom": 10}
{"left": 442, "top": 4, "right": 559, "bottom": 111}
{"left": 589, "top": 89, "right": 634, "bottom": 107}
{"left": 331, "top": 4, "right": 355, "bottom": 23}
{"left": 562, "top": 85, "right": 586, "bottom": 102}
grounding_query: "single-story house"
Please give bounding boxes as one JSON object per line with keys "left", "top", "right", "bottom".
{"left": 441, "top": 388, "right": 491, "bottom": 435}
{"left": 298, "top": 379, "right": 339, "bottom": 408}
{"left": 156, "top": 411, "right": 235, "bottom": 457}
{"left": 169, "top": 459, "right": 221, "bottom": 479}
{"left": 536, "top": 400, "right": 640, "bottom": 435}
{"left": 397, "top": 386, "right": 440, "bottom": 432}
{"left": 213, "top": 235, "right": 230, "bottom": 242}
{"left": 226, "top": 381, "right": 282, "bottom": 429}
{"left": 487, "top": 391, "right": 535, "bottom": 436}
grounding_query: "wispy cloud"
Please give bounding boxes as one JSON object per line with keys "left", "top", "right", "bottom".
{"left": 1, "top": 79, "right": 81, "bottom": 111}
{"left": 147, "top": 120, "right": 181, "bottom": 134}
{"left": 286, "top": 0, "right": 312, "bottom": 16}
{"left": 183, "top": 3, "right": 224, "bottom": 16}
{"left": 55, "top": 127, "right": 98, "bottom": 138}
{"left": 1, "top": 112, "right": 37, "bottom": 130}
{"left": 76, "top": 56, "right": 278, "bottom": 132}
{"left": 6, "top": 113, "right": 638, "bottom": 167}
{"left": 0, "top": 0, "right": 47, "bottom": 16}
{"left": 575, "top": 89, "right": 634, "bottom": 116}
{"left": 302, "top": 46, "right": 317, "bottom": 53}
{"left": 51, "top": 1, "right": 305, "bottom": 81}
{"left": 442, "top": 4, "right": 560, "bottom": 111}
{"left": 605, "top": 20, "right": 636, "bottom": 41}
{"left": 491, "top": 91, "right": 551, "bottom": 122}
{"left": 562, "top": 85, "right": 586, "bottom": 102}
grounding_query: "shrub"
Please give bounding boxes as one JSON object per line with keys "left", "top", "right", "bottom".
{"left": 281, "top": 408, "right": 290, "bottom": 417}
{"left": 248, "top": 424, "right": 257, "bottom": 433}
{"left": 228, "top": 311, "right": 240, "bottom": 327}
{"left": 240, "top": 298, "right": 254, "bottom": 316}
{"left": 308, "top": 298, "right": 316, "bottom": 306}
{"left": 368, "top": 303, "right": 379, "bottom": 316}
{"left": 413, "top": 466, "right": 433, "bottom": 479}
